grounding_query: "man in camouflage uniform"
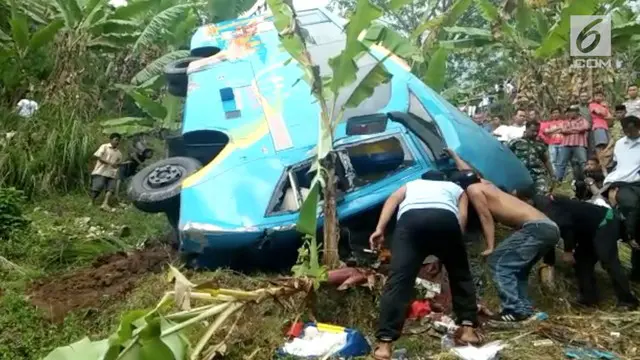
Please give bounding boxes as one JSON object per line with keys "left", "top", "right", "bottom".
{"left": 508, "top": 121, "right": 555, "bottom": 195}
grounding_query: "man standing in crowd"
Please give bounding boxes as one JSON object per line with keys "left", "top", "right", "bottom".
{"left": 538, "top": 107, "right": 564, "bottom": 174}
{"left": 589, "top": 91, "right": 614, "bottom": 157}
{"left": 555, "top": 106, "right": 590, "bottom": 182}
{"left": 579, "top": 91, "right": 594, "bottom": 153}
{"left": 509, "top": 121, "right": 554, "bottom": 195}
{"left": 445, "top": 150, "right": 560, "bottom": 324}
{"left": 598, "top": 104, "right": 627, "bottom": 173}
{"left": 370, "top": 171, "right": 483, "bottom": 359}
{"left": 605, "top": 116, "right": 640, "bottom": 282}
{"left": 493, "top": 109, "right": 527, "bottom": 142}
{"left": 90, "top": 133, "right": 123, "bottom": 211}
{"left": 528, "top": 109, "right": 539, "bottom": 124}
{"left": 532, "top": 194, "right": 639, "bottom": 310}
{"left": 624, "top": 85, "right": 640, "bottom": 118}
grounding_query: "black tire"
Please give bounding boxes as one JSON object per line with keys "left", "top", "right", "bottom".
{"left": 128, "top": 157, "right": 202, "bottom": 214}
{"left": 165, "top": 57, "right": 202, "bottom": 97}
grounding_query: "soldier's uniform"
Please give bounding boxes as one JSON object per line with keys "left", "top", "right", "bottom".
{"left": 509, "top": 138, "right": 552, "bottom": 195}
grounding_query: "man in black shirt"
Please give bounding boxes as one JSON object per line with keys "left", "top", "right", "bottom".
{"left": 532, "top": 195, "right": 639, "bottom": 309}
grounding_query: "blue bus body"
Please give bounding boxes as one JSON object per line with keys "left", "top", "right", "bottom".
{"left": 175, "top": 8, "right": 532, "bottom": 270}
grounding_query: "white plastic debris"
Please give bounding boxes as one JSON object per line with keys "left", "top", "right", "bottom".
{"left": 450, "top": 341, "right": 505, "bottom": 360}
{"left": 281, "top": 326, "right": 348, "bottom": 357}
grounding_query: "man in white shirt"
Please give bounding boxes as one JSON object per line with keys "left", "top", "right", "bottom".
{"left": 16, "top": 98, "right": 38, "bottom": 118}
{"left": 493, "top": 109, "right": 526, "bottom": 142}
{"left": 604, "top": 115, "right": 640, "bottom": 282}
{"left": 369, "top": 171, "right": 483, "bottom": 358}
{"left": 90, "top": 133, "right": 123, "bottom": 211}
{"left": 623, "top": 85, "right": 640, "bottom": 118}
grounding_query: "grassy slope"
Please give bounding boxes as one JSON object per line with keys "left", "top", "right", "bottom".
{"left": 2, "top": 191, "right": 640, "bottom": 360}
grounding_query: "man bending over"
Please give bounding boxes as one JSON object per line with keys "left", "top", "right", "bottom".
{"left": 446, "top": 150, "right": 560, "bottom": 324}
{"left": 369, "top": 171, "right": 482, "bottom": 360}
{"left": 532, "top": 194, "right": 638, "bottom": 310}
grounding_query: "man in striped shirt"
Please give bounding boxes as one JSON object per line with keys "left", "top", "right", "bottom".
{"left": 555, "top": 106, "right": 590, "bottom": 181}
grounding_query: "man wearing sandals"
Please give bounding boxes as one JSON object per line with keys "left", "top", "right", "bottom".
{"left": 369, "top": 171, "right": 483, "bottom": 359}
{"left": 445, "top": 149, "right": 560, "bottom": 325}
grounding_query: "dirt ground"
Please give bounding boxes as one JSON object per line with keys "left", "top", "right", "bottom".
{"left": 28, "top": 245, "right": 176, "bottom": 322}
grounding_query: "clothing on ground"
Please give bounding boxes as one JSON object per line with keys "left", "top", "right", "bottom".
{"left": 574, "top": 215, "right": 638, "bottom": 306}
{"left": 488, "top": 219, "right": 560, "bottom": 316}
{"left": 397, "top": 179, "right": 463, "bottom": 220}
{"left": 604, "top": 136, "right": 640, "bottom": 185}
{"left": 509, "top": 138, "right": 552, "bottom": 194}
{"left": 17, "top": 99, "right": 38, "bottom": 118}
{"left": 92, "top": 143, "right": 123, "bottom": 179}
{"left": 376, "top": 208, "right": 478, "bottom": 341}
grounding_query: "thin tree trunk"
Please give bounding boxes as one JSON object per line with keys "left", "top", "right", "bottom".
{"left": 321, "top": 153, "right": 340, "bottom": 269}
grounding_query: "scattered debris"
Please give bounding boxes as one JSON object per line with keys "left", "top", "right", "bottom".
{"left": 278, "top": 323, "right": 370, "bottom": 358}
{"left": 451, "top": 341, "right": 505, "bottom": 360}
{"left": 532, "top": 339, "right": 554, "bottom": 347}
{"left": 564, "top": 347, "right": 620, "bottom": 360}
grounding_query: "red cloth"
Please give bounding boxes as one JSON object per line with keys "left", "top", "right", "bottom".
{"left": 539, "top": 120, "right": 564, "bottom": 145}
{"left": 589, "top": 102, "right": 610, "bottom": 130}
{"left": 408, "top": 300, "right": 431, "bottom": 320}
{"left": 560, "top": 117, "right": 590, "bottom": 147}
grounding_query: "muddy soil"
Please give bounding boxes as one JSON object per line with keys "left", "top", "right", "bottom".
{"left": 28, "top": 245, "right": 175, "bottom": 322}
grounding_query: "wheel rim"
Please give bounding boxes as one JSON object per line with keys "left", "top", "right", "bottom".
{"left": 146, "top": 164, "right": 185, "bottom": 188}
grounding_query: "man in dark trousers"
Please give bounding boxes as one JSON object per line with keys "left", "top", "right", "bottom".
{"left": 369, "top": 171, "right": 483, "bottom": 360}
{"left": 604, "top": 116, "right": 640, "bottom": 282}
{"left": 532, "top": 194, "right": 639, "bottom": 309}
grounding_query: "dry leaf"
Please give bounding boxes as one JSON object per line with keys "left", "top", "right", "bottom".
{"left": 167, "top": 265, "right": 195, "bottom": 311}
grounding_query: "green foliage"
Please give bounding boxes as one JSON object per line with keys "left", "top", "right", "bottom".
{"left": 0, "top": 187, "right": 29, "bottom": 239}
{"left": 0, "top": 106, "right": 100, "bottom": 197}
{"left": 102, "top": 84, "right": 182, "bottom": 136}
{"left": 534, "top": 0, "right": 600, "bottom": 58}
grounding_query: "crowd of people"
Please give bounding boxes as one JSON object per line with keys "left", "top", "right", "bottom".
{"left": 370, "top": 85, "right": 640, "bottom": 360}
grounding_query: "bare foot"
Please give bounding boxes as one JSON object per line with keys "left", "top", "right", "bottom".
{"left": 372, "top": 342, "right": 392, "bottom": 360}
{"left": 455, "top": 326, "right": 485, "bottom": 346}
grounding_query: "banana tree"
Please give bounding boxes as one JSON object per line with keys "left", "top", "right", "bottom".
{"left": 101, "top": 83, "right": 182, "bottom": 136}
{"left": 268, "top": 0, "right": 413, "bottom": 270}
{"left": 0, "top": 0, "right": 64, "bottom": 98}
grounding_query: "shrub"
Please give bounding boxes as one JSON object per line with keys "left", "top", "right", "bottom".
{"left": 0, "top": 103, "right": 102, "bottom": 197}
{"left": 0, "top": 187, "right": 29, "bottom": 239}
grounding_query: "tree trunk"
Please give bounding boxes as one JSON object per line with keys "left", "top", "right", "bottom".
{"left": 321, "top": 153, "right": 340, "bottom": 269}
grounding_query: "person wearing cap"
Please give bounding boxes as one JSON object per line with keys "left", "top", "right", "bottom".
{"left": 444, "top": 149, "right": 560, "bottom": 324}
{"left": 530, "top": 194, "right": 638, "bottom": 310}
{"left": 554, "top": 106, "right": 590, "bottom": 182}
{"left": 369, "top": 170, "right": 483, "bottom": 359}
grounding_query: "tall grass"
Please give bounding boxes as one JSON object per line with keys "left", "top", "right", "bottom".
{"left": 0, "top": 104, "right": 102, "bottom": 198}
